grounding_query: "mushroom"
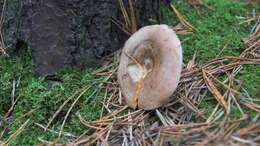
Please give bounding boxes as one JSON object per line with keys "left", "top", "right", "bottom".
{"left": 118, "top": 24, "right": 183, "bottom": 110}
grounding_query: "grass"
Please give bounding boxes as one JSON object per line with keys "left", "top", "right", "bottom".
{"left": 0, "top": 0, "right": 259, "bottom": 145}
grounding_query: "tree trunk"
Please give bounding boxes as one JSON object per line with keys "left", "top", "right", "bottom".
{"left": 1, "top": 0, "right": 162, "bottom": 76}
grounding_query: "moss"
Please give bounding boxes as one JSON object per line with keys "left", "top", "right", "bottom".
{"left": 163, "top": 0, "right": 259, "bottom": 117}
{"left": 0, "top": 52, "right": 104, "bottom": 145}
{"left": 0, "top": 0, "right": 259, "bottom": 145}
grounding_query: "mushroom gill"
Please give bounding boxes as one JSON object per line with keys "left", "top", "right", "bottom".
{"left": 118, "top": 24, "right": 183, "bottom": 110}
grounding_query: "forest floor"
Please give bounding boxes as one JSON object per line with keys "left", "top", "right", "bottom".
{"left": 0, "top": 0, "right": 259, "bottom": 145}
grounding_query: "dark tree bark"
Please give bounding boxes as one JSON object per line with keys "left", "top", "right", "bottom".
{"left": 1, "top": 0, "right": 162, "bottom": 76}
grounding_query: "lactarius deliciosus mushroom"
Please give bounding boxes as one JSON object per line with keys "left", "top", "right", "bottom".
{"left": 118, "top": 24, "right": 183, "bottom": 110}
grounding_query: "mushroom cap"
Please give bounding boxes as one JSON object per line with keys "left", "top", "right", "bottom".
{"left": 118, "top": 24, "right": 183, "bottom": 110}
